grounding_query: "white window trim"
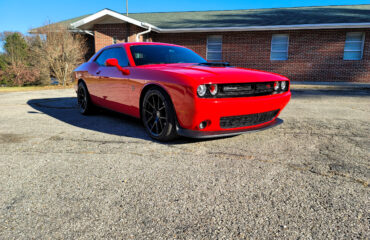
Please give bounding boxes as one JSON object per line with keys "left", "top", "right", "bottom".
{"left": 270, "top": 34, "right": 289, "bottom": 61}
{"left": 343, "top": 32, "right": 365, "bottom": 60}
{"left": 207, "top": 35, "right": 222, "bottom": 61}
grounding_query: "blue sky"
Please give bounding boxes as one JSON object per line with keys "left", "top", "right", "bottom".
{"left": 0, "top": 0, "right": 368, "bottom": 34}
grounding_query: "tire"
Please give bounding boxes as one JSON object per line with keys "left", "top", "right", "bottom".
{"left": 77, "top": 82, "right": 94, "bottom": 115}
{"left": 141, "top": 88, "right": 178, "bottom": 141}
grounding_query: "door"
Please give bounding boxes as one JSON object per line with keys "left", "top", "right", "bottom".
{"left": 92, "top": 47, "right": 132, "bottom": 113}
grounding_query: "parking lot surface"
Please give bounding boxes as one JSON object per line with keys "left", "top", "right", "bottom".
{"left": 0, "top": 87, "right": 369, "bottom": 239}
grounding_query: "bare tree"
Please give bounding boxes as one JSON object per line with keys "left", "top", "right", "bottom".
{"left": 35, "top": 24, "right": 87, "bottom": 86}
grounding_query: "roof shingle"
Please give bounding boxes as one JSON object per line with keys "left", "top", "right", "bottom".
{"left": 30, "top": 4, "right": 370, "bottom": 33}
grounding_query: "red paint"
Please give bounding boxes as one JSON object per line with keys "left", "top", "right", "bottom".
{"left": 73, "top": 42, "right": 291, "bottom": 133}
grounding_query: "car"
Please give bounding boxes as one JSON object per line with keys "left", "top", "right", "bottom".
{"left": 73, "top": 42, "right": 291, "bottom": 141}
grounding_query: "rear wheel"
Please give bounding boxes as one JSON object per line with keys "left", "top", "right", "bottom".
{"left": 77, "top": 82, "right": 94, "bottom": 115}
{"left": 142, "top": 88, "right": 178, "bottom": 141}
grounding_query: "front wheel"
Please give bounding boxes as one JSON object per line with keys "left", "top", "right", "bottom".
{"left": 141, "top": 89, "right": 178, "bottom": 141}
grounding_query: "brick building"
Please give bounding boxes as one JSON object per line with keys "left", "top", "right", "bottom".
{"left": 31, "top": 5, "right": 370, "bottom": 82}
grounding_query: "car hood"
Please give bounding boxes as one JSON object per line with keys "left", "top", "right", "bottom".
{"left": 138, "top": 63, "right": 288, "bottom": 83}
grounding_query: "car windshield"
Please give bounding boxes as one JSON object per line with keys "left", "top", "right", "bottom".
{"left": 130, "top": 45, "right": 207, "bottom": 66}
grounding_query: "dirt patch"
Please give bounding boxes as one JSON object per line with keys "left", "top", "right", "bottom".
{"left": 0, "top": 133, "right": 27, "bottom": 144}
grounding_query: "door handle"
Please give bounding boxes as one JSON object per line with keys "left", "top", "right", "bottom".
{"left": 96, "top": 70, "right": 101, "bottom": 74}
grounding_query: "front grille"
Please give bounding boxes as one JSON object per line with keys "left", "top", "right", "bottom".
{"left": 220, "top": 110, "right": 279, "bottom": 129}
{"left": 217, "top": 82, "right": 276, "bottom": 98}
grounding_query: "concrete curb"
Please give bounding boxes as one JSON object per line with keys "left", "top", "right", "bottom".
{"left": 291, "top": 81, "right": 370, "bottom": 90}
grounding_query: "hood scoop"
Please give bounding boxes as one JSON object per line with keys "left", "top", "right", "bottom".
{"left": 197, "top": 62, "right": 232, "bottom": 67}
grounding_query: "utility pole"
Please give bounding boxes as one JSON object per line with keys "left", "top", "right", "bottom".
{"left": 126, "top": 0, "right": 128, "bottom": 16}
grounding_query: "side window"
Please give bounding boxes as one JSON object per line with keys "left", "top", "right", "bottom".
{"left": 94, "top": 48, "right": 129, "bottom": 67}
{"left": 109, "top": 48, "right": 129, "bottom": 67}
{"left": 95, "top": 50, "right": 110, "bottom": 66}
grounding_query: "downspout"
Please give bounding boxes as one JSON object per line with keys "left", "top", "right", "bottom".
{"left": 136, "top": 26, "right": 151, "bottom": 42}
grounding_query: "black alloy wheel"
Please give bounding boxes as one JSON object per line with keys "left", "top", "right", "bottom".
{"left": 142, "top": 89, "right": 177, "bottom": 141}
{"left": 77, "top": 82, "right": 93, "bottom": 115}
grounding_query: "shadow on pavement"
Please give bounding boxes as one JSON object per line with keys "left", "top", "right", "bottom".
{"left": 27, "top": 88, "right": 369, "bottom": 144}
{"left": 27, "top": 97, "right": 220, "bottom": 145}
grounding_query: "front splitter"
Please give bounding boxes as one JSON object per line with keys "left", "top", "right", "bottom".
{"left": 176, "top": 118, "right": 283, "bottom": 139}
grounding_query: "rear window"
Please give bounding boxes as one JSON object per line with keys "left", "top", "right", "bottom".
{"left": 130, "top": 45, "right": 206, "bottom": 66}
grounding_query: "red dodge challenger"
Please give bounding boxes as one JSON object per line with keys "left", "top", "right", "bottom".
{"left": 73, "top": 42, "right": 291, "bottom": 141}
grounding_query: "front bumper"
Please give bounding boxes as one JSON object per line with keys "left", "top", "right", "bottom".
{"left": 175, "top": 91, "right": 291, "bottom": 131}
{"left": 176, "top": 118, "right": 283, "bottom": 139}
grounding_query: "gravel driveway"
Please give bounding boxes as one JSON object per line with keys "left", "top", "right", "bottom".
{"left": 0, "top": 87, "right": 369, "bottom": 239}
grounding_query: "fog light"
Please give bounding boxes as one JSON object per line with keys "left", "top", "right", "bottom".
{"left": 274, "top": 81, "right": 279, "bottom": 91}
{"left": 197, "top": 85, "right": 207, "bottom": 97}
{"left": 199, "top": 121, "right": 208, "bottom": 129}
{"left": 281, "top": 81, "right": 287, "bottom": 90}
{"left": 209, "top": 84, "right": 218, "bottom": 96}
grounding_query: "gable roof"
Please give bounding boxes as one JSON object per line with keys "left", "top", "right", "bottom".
{"left": 30, "top": 4, "right": 370, "bottom": 33}
{"left": 71, "top": 9, "right": 158, "bottom": 32}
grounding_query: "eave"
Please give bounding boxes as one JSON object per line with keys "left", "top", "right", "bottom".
{"left": 157, "top": 23, "right": 370, "bottom": 33}
{"left": 70, "top": 9, "right": 160, "bottom": 32}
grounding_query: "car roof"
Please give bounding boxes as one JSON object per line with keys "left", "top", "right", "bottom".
{"left": 105, "top": 42, "right": 184, "bottom": 49}
{"left": 91, "top": 42, "right": 191, "bottom": 63}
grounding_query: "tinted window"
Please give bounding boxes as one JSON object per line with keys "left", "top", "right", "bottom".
{"left": 130, "top": 45, "right": 206, "bottom": 66}
{"left": 95, "top": 47, "right": 129, "bottom": 67}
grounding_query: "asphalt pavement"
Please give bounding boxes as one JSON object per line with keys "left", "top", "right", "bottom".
{"left": 0, "top": 86, "right": 369, "bottom": 239}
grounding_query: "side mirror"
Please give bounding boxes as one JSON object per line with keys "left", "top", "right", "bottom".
{"left": 105, "top": 58, "right": 119, "bottom": 67}
{"left": 105, "top": 58, "right": 130, "bottom": 75}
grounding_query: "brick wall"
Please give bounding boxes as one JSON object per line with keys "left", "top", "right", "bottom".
{"left": 94, "top": 23, "right": 370, "bottom": 82}
{"left": 153, "top": 29, "right": 370, "bottom": 82}
{"left": 93, "top": 23, "right": 145, "bottom": 52}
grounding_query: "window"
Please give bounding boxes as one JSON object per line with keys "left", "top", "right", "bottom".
{"left": 95, "top": 47, "right": 129, "bottom": 67}
{"left": 271, "top": 34, "right": 289, "bottom": 60}
{"left": 207, "top": 35, "right": 222, "bottom": 61}
{"left": 344, "top": 32, "right": 365, "bottom": 60}
{"left": 112, "top": 36, "right": 117, "bottom": 44}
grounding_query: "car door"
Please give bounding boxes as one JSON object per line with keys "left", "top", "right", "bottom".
{"left": 95, "top": 47, "right": 132, "bottom": 113}
{"left": 88, "top": 49, "right": 113, "bottom": 106}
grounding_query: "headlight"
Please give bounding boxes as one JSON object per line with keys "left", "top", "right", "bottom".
{"left": 197, "top": 85, "right": 207, "bottom": 97}
{"left": 274, "top": 81, "right": 280, "bottom": 91}
{"left": 281, "top": 81, "right": 287, "bottom": 90}
{"left": 209, "top": 84, "right": 218, "bottom": 96}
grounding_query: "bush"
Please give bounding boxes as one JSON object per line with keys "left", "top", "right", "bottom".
{"left": 0, "top": 64, "right": 40, "bottom": 86}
